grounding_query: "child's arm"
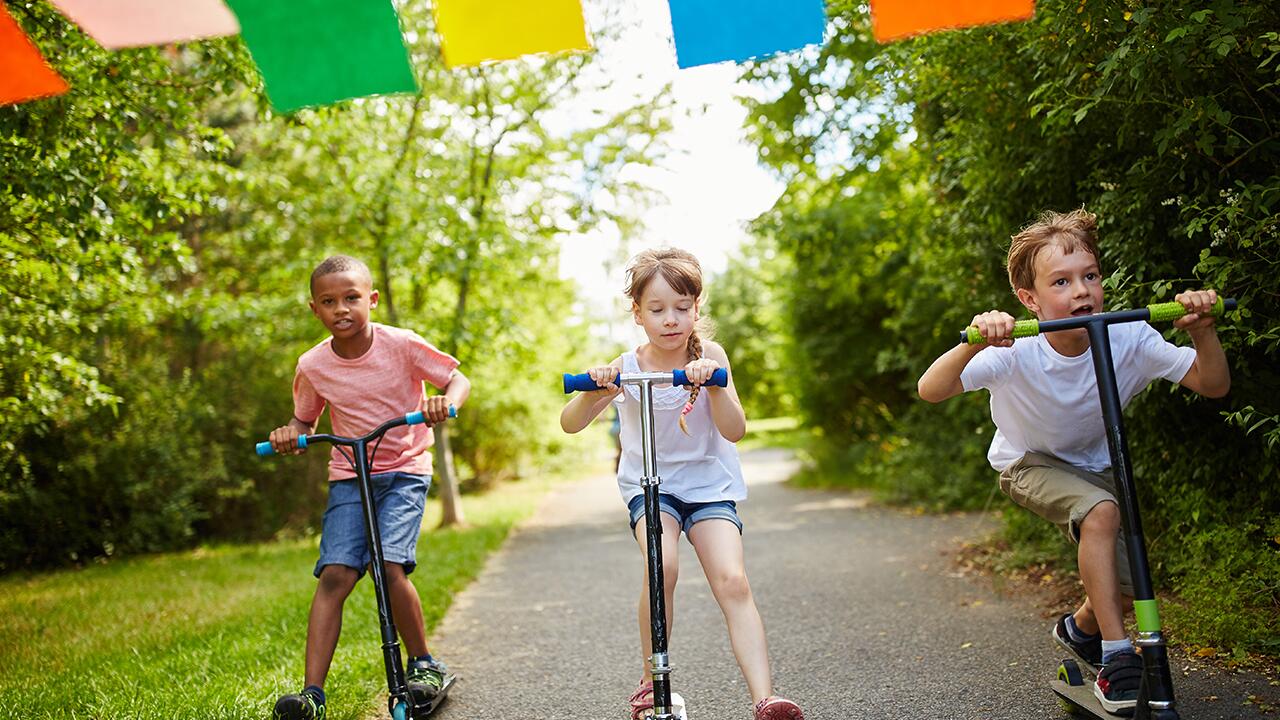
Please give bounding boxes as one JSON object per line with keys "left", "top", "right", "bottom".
{"left": 917, "top": 310, "right": 1015, "bottom": 403}
{"left": 560, "top": 358, "right": 624, "bottom": 434}
{"left": 1172, "top": 289, "right": 1231, "bottom": 398}
{"left": 424, "top": 370, "right": 471, "bottom": 424}
{"left": 687, "top": 341, "right": 747, "bottom": 443}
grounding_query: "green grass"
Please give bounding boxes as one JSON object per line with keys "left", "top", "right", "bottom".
{"left": 0, "top": 471, "right": 576, "bottom": 720}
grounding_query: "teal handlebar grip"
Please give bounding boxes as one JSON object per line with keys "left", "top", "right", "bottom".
{"left": 404, "top": 406, "right": 457, "bottom": 425}
{"left": 255, "top": 434, "right": 308, "bottom": 456}
{"left": 963, "top": 319, "right": 1040, "bottom": 345}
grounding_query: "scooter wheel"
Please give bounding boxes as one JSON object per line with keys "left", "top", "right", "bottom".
{"left": 1058, "top": 659, "right": 1084, "bottom": 687}
{"left": 391, "top": 700, "right": 409, "bottom": 720}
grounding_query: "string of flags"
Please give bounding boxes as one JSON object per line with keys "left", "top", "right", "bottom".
{"left": 2, "top": 0, "right": 1035, "bottom": 111}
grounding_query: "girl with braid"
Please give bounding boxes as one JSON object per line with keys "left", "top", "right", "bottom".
{"left": 561, "top": 248, "right": 805, "bottom": 720}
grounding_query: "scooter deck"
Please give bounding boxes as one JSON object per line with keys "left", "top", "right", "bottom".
{"left": 1050, "top": 679, "right": 1112, "bottom": 719}
{"left": 410, "top": 674, "right": 457, "bottom": 719}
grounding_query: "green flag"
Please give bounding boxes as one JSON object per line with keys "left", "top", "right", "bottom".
{"left": 227, "top": 0, "right": 418, "bottom": 113}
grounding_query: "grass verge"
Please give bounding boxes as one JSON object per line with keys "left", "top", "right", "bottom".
{"left": 0, "top": 469, "right": 579, "bottom": 720}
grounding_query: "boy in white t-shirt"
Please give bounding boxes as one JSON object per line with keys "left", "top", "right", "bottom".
{"left": 917, "top": 209, "right": 1230, "bottom": 715}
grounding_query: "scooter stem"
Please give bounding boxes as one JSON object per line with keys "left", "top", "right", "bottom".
{"left": 636, "top": 377, "right": 675, "bottom": 718}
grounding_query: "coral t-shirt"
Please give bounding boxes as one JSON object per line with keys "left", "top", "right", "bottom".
{"left": 293, "top": 323, "right": 459, "bottom": 481}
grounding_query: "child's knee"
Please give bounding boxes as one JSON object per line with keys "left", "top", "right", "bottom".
{"left": 317, "top": 565, "right": 359, "bottom": 597}
{"left": 711, "top": 570, "right": 752, "bottom": 603}
{"left": 1079, "top": 500, "right": 1120, "bottom": 535}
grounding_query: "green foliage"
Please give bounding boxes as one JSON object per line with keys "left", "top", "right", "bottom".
{"left": 0, "top": 4, "right": 667, "bottom": 569}
{"left": 729, "top": 0, "right": 1280, "bottom": 655}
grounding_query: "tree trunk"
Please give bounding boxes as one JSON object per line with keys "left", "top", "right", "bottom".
{"left": 433, "top": 422, "right": 466, "bottom": 527}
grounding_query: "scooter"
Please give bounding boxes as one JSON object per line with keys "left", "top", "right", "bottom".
{"left": 562, "top": 367, "right": 730, "bottom": 720}
{"left": 256, "top": 407, "right": 459, "bottom": 720}
{"left": 961, "top": 297, "right": 1236, "bottom": 720}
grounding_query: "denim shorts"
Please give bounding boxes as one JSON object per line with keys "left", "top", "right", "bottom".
{"left": 315, "top": 472, "right": 430, "bottom": 578}
{"left": 627, "top": 492, "right": 743, "bottom": 535}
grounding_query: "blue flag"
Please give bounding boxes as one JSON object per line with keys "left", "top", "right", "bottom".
{"left": 667, "top": 0, "right": 826, "bottom": 69}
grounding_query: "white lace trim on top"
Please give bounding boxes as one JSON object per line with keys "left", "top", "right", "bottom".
{"left": 620, "top": 351, "right": 695, "bottom": 410}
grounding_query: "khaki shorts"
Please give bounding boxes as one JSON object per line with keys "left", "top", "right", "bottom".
{"left": 999, "top": 452, "right": 1133, "bottom": 596}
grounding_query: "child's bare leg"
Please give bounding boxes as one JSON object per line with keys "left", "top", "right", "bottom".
{"left": 305, "top": 564, "right": 360, "bottom": 687}
{"left": 385, "top": 562, "right": 429, "bottom": 657}
{"left": 687, "top": 520, "right": 771, "bottom": 703}
{"left": 1073, "top": 501, "right": 1126, "bottom": 640}
{"left": 634, "top": 512, "right": 682, "bottom": 681}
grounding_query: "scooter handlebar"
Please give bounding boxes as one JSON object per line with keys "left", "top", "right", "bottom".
{"left": 562, "top": 368, "right": 729, "bottom": 393}
{"left": 960, "top": 297, "right": 1236, "bottom": 345}
{"left": 255, "top": 406, "right": 456, "bottom": 456}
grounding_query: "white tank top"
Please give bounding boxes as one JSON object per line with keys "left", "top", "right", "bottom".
{"left": 613, "top": 350, "right": 747, "bottom": 504}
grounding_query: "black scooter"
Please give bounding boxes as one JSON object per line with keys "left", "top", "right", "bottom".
{"left": 960, "top": 297, "right": 1236, "bottom": 720}
{"left": 562, "top": 367, "right": 730, "bottom": 720}
{"left": 256, "top": 407, "right": 458, "bottom": 720}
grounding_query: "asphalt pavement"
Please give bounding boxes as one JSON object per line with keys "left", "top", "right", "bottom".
{"left": 427, "top": 449, "right": 1278, "bottom": 720}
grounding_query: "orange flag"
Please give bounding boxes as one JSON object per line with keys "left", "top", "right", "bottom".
{"left": 0, "top": 4, "right": 69, "bottom": 105}
{"left": 871, "top": 0, "right": 1034, "bottom": 43}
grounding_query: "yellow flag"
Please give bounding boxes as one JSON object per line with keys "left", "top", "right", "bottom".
{"left": 434, "top": 0, "right": 591, "bottom": 68}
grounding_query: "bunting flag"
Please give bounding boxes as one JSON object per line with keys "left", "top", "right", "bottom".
{"left": 433, "top": 0, "right": 590, "bottom": 68}
{"left": 0, "top": 4, "right": 69, "bottom": 106}
{"left": 224, "top": 0, "right": 417, "bottom": 113}
{"left": 49, "top": 0, "right": 239, "bottom": 49}
{"left": 667, "top": 0, "right": 825, "bottom": 69}
{"left": 870, "top": 0, "right": 1034, "bottom": 43}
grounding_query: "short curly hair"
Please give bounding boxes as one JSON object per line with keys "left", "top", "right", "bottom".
{"left": 1007, "top": 209, "right": 1100, "bottom": 291}
{"left": 310, "top": 255, "right": 372, "bottom": 295}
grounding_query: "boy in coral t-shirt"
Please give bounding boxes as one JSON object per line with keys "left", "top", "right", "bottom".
{"left": 267, "top": 255, "right": 471, "bottom": 720}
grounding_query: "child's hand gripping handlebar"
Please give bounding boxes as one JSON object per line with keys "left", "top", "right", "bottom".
{"left": 561, "top": 368, "right": 729, "bottom": 394}
{"left": 960, "top": 297, "right": 1237, "bottom": 345}
{"left": 255, "top": 406, "right": 457, "bottom": 456}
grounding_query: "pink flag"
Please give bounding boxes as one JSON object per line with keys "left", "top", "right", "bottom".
{"left": 50, "top": 0, "right": 240, "bottom": 49}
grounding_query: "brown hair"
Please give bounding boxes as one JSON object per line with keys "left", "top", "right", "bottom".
{"left": 1006, "top": 209, "right": 1100, "bottom": 291}
{"left": 624, "top": 248, "right": 711, "bottom": 435}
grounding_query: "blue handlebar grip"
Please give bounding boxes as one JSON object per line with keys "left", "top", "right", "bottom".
{"left": 563, "top": 373, "right": 609, "bottom": 394}
{"left": 672, "top": 368, "right": 729, "bottom": 388}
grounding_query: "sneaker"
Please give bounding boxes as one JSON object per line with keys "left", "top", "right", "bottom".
{"left": 628, "top": 680, "right": 654, "bottom": 720}
{"left": 754, "top": 696, "right": 805, "bottom": 720}
{"left": 1094, "top": 651, "right": 1143, "bottom": 715}
{"left": 273, "top": 689, "right": 325, "bottom": 720}
{"left": 1053, "top": 613, "right": 1102, "bottom": 669}
{"left": 406, "top": 656, "right": 448, "bottom": 705}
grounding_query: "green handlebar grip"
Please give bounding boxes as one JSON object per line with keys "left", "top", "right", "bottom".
{"left": 964, "top": 319, "right": 1040, "bottom": 345}
{"left": 1147, "top": 297, "right": 1227, "bottom": 323}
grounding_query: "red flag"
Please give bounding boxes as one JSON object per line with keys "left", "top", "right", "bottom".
{"left": 0, "top": 4, "right": 69, "bottom": 105}
{"left": 871, "top": 0, "right": 1034, "bottom": 43}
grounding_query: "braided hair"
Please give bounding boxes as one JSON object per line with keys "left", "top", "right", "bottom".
{"left": 623, "top": 248, "right": 711, "bottom": 436}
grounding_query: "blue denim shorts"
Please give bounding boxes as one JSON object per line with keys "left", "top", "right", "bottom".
{"left": 627, "top": 492, "right": 743, "bottom": 535}
{"left": 315, "top": 472, "right": 430, "bottom": 578}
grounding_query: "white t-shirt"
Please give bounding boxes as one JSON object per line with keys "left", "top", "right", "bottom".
{"left": 960, "top": 322, "right": 1196, "bottom": 472}
{"left": 614, "top": 350, "right": 747, "bottom": 504}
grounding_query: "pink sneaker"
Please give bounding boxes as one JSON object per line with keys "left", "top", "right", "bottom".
{"left": 754, "top": 696, "right": 804, "bottom": 720}
{"left": 628, "top": 680, "right": 654, "bottom": 720}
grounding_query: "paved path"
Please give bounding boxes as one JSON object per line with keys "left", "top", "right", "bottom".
{"left": 429, "top": 449, "right": 1277, "bottom": 720}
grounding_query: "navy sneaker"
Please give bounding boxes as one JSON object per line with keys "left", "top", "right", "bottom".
{"left": 1094, "top": 651, "right": 1143, "bottom": 715}
{"left": 1052, "top": 613, "right": 1102, "bottom": 669}
{"left": 273, "top": 688, "right": 325, "bottom": 720}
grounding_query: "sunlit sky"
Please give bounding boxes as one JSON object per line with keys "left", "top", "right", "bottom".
{"left": 553, "top": 2, "right": 787, "bottom": 343}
